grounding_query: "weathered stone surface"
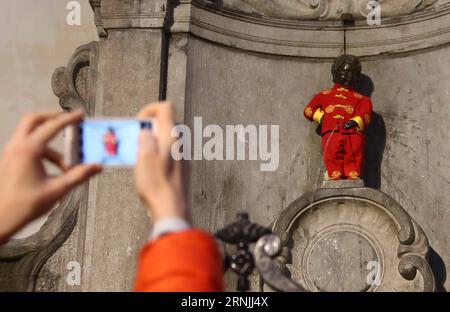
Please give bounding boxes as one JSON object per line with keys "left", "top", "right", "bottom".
{"left": 305, "top": 228, "right": 379, "bottom": 291}
{"left": 322, "top": 180, "right": 364, "bottom": 188}
{"left": 167, "top": 33, "right": 190, "bottom": 122}
{"left": 92, "top": 0, "right": 168, "bottom": 29}
{"left": 219, "top": 0, "right": 438, "bottom": 20}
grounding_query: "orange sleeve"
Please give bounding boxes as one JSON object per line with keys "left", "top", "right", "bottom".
{"left": 134, "top": 229, "right": 224, "bottom": 292}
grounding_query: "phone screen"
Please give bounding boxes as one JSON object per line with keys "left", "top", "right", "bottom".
{"left": 79, "top": 119, "right": 152, "bottom": 166}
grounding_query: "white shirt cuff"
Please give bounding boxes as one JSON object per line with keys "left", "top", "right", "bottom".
{"left": 150, "top": 217, "right": 191, "bottom": 241}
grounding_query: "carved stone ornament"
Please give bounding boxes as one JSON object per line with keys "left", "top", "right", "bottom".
{"left": 89, "top": 0, "right": 169, "bottom": 31}
{"left": 89, "top": 0, "right": 108, "bottom": 37}
{"left": 217, "top": 0, "right": 438, "bottom": 20}
{"left": 267, "top": 186, "right": 436, "bottom": 292}
{"left": 0, "top": 42, "right": 98, "bottom": 291}
{"left": 51, "top": 41, "right": 98, "bottom": 114}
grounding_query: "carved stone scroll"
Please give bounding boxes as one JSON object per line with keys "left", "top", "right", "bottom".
{"left": 52, "top": 41, "right": 98, "bottom": 114}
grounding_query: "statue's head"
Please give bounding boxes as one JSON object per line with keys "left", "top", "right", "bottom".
{"left": 332, "top": 54, "right": 361, "bottom": 87}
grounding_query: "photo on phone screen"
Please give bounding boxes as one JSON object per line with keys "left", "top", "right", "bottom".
{"left": 79, "top": 119, "right": 152, "bottom": 166}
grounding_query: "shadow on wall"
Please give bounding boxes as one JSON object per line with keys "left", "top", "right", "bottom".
{"left": 357, "top": 74, "right": 386, "bottom": 189}
{"left": 359, "top": 75, "right": 447, "bottom": 291}
{"left": 430, "top": 247, "right": 448, "bottom": 292}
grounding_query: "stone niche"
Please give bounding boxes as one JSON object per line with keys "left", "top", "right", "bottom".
{"left": 0, "top": 0, "right": 449, "bottom": 291}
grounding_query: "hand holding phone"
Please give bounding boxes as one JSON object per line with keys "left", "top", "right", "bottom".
{"left": 64, "top": 102, "right": 189, "bottom": 224}
{"left": 0, "top": 111, "right": 102, "bottom": 243}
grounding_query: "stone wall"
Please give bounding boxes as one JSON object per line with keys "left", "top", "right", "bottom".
{"left": 183, "top": 35, "right": 450, "bottom": 291}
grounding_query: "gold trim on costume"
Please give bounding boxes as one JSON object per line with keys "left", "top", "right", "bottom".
{"left": 364, "top": 113, "right": 371, "bottom": 125}
{"left": 334, "top": 104, "right": 354, "bottom": 114}
{"left": 337, "top": 87, "right": 349, "bottom": 92}
{"left": 348, "top": 171, "right": 360, "bottom": 179}
{"left": 322, "top": 89, "right": 332, "bottom": 95}
{"left": 353, "top": 92, "right": 363, "bottom": 99}
{"left": 313, "top": 108, "right": 325, "bottom": 123}
{"left": 350, "top": 116, "right": 365, "bottom": 131}
{"left": 305, "top": 107, "right": 313, "bottom": 118}
{"left": 333, "top": 114, "right": 345, "bottom": 119}
{"left": 331, "top": 171, "right": 343, "bottom": 180}
{"left": 335, "top": 94, "right": 347, "bottom": 99}
{"left": 325, "top": 105, "right": 335, "bottom": 113}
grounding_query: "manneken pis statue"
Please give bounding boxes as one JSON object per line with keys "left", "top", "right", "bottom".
{"left": 304, "top": 54, "right": 373, "bottom": 180}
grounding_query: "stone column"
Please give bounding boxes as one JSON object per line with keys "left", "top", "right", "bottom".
{"left": 80, "top": 0, "right": 169, "bottom": 291}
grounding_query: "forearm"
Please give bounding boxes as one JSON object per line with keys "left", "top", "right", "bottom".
{"left": 142, "top": 185, "right": 191, "bottom": 224}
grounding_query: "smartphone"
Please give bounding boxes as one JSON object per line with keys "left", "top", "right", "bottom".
{"left": 64, "top": 118, "right": 154, "bottom": 167}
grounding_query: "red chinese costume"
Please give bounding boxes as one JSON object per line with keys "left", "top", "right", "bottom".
{"left": 103, "top": 129, "right": 118, "bottom": 156}
{"left": 304, "top": 55, "right": 373, "bottom": 180}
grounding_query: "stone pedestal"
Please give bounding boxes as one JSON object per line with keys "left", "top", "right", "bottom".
{"left": 322, "top": 180, "right": 365, "bottom": 189}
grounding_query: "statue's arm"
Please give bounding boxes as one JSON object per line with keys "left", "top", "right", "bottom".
{"left": 304, "top": 94, "right": 324, "bottom": 124}
{"left": 347, "top": 97, "right": 373, "bottom": 132}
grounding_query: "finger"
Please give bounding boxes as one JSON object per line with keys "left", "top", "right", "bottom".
{"left": 15, "top": 112, "right": 63, "bottom": 137}
{"left": 138, "top": 102, "right": 176, "bottom": 152}
{"left": 46, "top": 164, "right": 103, "bottom": 196}
{"left": 44, "top": 148, "right": 69, "bottom": 172}
{"left": 137, "top": 101, "right": 171, "bottom": 119}
{"left": 31, "top": 110, "right": 84, "bottom": 145}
